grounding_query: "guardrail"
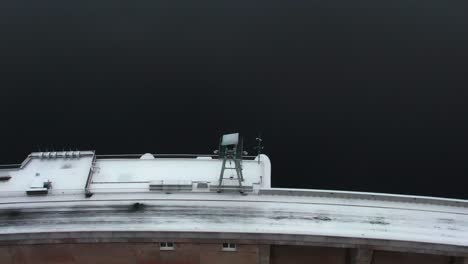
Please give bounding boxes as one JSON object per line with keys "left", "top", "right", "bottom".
{"left": 95, "top": 153, "right": 258, "bottom": 160}
{"left": 0, "top": 188, "right": 85, "bottom": 198}
{"left": 0, "top": 164, "right": 22, "bottom": 170}
{"left": 259, "top": 188, "right": 468, "bottom": 208}
{"left": 0, "top": 153, "right": 260, "bottom": 171}
{"left": 84, "top": 152, "right": 97, "bottom": 197}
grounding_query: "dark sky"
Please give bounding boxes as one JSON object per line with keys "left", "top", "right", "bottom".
{"left": 1, "top": 0, "right": 468, "bottom": 199}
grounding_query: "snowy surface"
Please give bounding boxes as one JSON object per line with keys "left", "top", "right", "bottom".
{"left": 0, "top": 153, "right": 270, "bottom": 196}
{"left": 0, "top": 152, "right": 466, "bottom": 248}
{"left": 90, "top": 155, "right": 270, "bottom": 192}
{"left": 0, "top": 192, "right": 466, "bottom": 247}
{"left": 0, "top": 156, "right": 94, "bottom": 196}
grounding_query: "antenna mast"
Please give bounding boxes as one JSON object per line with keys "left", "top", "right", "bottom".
{"left": 254, "top": 136, "right": 264, "bottom": 163}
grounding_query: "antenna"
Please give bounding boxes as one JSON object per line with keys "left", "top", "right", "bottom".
{"left": 254, "top": 134, "right": 264, "bottom": 164}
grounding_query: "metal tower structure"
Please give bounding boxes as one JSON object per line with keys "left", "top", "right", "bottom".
{"left": 216, "top": 133, "right": 245, "bottom": 194}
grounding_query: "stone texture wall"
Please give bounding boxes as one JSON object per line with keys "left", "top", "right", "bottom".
{"left": 372, "top": 250, "right": 451, "bottom": 264}
{"left": 0, "top": 243, "right": 461, "bottom": 264}
{"left": 0, "top": 243, "right": 259, "bottom": 264}
{"left": 270, "top": 245, "right": 348, "bottom": 264}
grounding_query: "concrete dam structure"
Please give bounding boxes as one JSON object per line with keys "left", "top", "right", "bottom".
{"left": 0, "top": 138, "right": 467, "bottom": 263}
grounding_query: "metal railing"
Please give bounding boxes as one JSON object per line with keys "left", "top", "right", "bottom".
{"left": 84, "top": 152, "right": 97, "bottom": 197}
{"left": 0, "top": 164, "right": 22, "bottom": 170}
{"left": 95, "top": 153, "right": 258, "bottom": 160}
{"left": 260, "top": 188, "right": 468, "bottom": 208}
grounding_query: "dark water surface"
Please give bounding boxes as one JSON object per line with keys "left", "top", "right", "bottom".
{"left": 1, "top": 0, "right": 468, "bottom": 198}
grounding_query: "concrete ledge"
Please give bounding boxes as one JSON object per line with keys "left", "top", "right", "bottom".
{"left": 0, "top": 231, "right": 466, "bottom": 257}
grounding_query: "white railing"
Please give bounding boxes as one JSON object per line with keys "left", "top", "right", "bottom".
{"left": 260, "top": 188, "right": 468, "bottom": 207}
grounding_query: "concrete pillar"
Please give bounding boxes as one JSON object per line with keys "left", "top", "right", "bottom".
{"left": 452, "top": 257, "right": 468, "bottom": 264}
{"left": 258, "top": 245, "right": 270, "bottom": 264}
{"left": 350, "top": 248, "right": 374, "bottom": 264}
